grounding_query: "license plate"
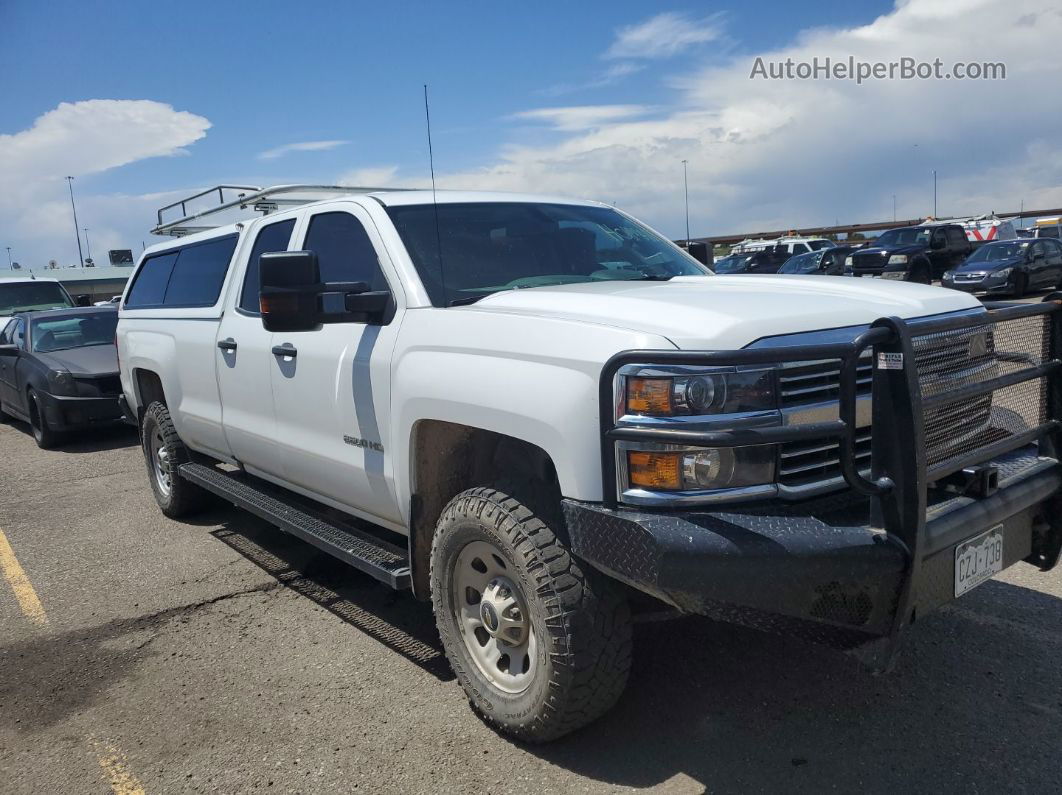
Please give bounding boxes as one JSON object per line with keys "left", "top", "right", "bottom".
{"left": 954, "top": 525, "right": 1004, "bottom": 597}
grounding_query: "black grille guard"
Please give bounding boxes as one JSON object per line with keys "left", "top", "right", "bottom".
{"left": 600, "top": 297, "right": 1062, "bottom": 539}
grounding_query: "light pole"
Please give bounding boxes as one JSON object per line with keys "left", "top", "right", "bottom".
{"left": 892, "top": 194, "right": 896, "bottom": 223}
{"left": 4, "top": 247, "right": 10, "bottom": 268}
{"left": 83, "top": 228, "right": 91, "bottom": 261}
{"left": 932, "top": 170, "right": 938, "bottom": 217}
{"left": 65, "top": 176, "right": 84, "bottom": 266}
{"left": 681, "top": 159, "right": 690, "bottom": 245}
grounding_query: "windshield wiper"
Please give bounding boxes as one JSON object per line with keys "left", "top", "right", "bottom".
{"left": 449, "top": 294, "right": 489, "bottom": 307}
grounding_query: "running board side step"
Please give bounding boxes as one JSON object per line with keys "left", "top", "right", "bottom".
{"left": 179, "top": 463, "right": 411, "bottom": 590}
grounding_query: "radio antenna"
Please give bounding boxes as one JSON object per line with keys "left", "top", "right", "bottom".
{"left": 424, "top": 84, "right": 448, "bottom": 304}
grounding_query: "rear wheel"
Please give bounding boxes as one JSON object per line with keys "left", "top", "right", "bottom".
{"left": 141, "top": 401, "right": 210, "bottom": 518}
{"left": 430, "top": 483, "right": 631, "bottom": 742}
{"left": 28, "top": 389, "right": 61, "bottom": 449}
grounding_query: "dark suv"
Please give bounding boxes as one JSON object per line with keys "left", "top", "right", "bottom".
{"left": 847, "top": 224, "right": 972, "bottom": 283}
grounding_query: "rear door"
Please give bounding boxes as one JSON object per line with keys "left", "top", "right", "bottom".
{"left": 215, "top": 216, "right": 298, "bottom": 477}
{"left": 1041, "top": 239, "right": 1062, "bottom": 287}
{"left": 268, "top": 204, "right": 404, "bottom": 526}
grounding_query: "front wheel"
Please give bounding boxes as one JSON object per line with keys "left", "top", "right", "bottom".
{"left": 1011, "top": 272, "right": 1027, "bottom": 299}
{"left": 907, "top": 262, "right": 931, "bottom": 284}
{"left": 28, "top": 389, "right": 62, "bottom": 449}
{"left": 430, "top": 484, "right": 631, "bottom": 742}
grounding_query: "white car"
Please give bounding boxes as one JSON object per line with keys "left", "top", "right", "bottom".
{"left": 0, "top": 276, "right": 77, "bottom": 317}
{"left": 117, "top": 184, "right": 1062, "bottom": 741}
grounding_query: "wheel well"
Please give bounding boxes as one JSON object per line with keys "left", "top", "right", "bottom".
{"left": 133, "top": 369, "right": 166, "bottom": 424}
{"left": 408, "top": 421, "right": 560, "bottom": 599}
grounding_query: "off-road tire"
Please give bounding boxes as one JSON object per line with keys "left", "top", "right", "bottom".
{"left": 430, "top": 482, "right": 632, "bottom": 742}
{"left": 141, "top": 401, "right": 210, "bottom": 518}
{"left": 28, "top": 389, "right": 62, "bottom": 449}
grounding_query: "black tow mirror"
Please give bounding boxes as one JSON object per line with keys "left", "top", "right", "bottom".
{"left": 259, "top": 250, "right": 322, "bottom": 333}
{"left": 0, "top": 344, "right": 18, "bottom": 357}
{"left": 259, "top": 251, "right": 393, "bottom": 332}
{"left": 74, "top": 294, "right": 92, "bottom": 307}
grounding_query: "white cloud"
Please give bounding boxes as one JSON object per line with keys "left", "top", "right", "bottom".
{"left": 606, "top": 11, "right": 725, "bottom": 59}
{"left": 388, "top": 0, "right": 1062, "bottom": 241}
{"left": 0, "top": 100, "right": 210, "bottom": 268}
{"left": 539, "top": 62, "right": 646, "bottom": 97}
{"left": 257, "top": 139, "right": 350, "bottom": 160}
{"left": 511, "top": 105, "right": 655, "bottom": 131}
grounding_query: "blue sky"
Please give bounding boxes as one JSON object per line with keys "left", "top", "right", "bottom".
{"left": 1, "top": 0, "right": 1060, "bottom": 266}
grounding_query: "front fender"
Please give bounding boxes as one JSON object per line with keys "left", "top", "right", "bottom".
{"left": 391, "top": 308, "right": 676, "bottom": 525}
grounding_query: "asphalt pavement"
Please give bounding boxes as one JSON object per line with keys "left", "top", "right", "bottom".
{"left": 1, "top": 296, "right": 1061, "bottom": 793}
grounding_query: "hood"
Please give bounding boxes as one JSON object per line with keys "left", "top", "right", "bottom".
{"left": 462, "top": 275, "right": 982, "bottom": 350}
{"left": 34, "top": 344, "right": 118, "bottom": 375}
{"left": 956, "top": 256, "right": 1021, "bottom": 273}
{"left": 855, "top": 244, "right": 926, "bottom": 257}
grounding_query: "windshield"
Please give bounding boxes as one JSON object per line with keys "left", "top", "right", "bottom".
{"left": 807, "top": 240, "right": 834, "bottom": 251}
{"left": 779, "top": 251, "right": 825, "bottom": 273}
{"left": 875, "top": 227, "right": 932, "bottom": 247}
{"left": 967, "top": 242, "right": 1027, "bottom": 263}
{"left": 30, "top": 312, "right": 118, "bottom": 353}
{"left": 0, "top": 281, "right": 74, "bottom": 316}
{"left": 385, "top": 202, "right": 709, "bottom": 306}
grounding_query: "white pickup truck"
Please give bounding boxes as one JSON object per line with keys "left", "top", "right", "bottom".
{"left": 118, "top": 185, "right": 1062, "bottom": 741}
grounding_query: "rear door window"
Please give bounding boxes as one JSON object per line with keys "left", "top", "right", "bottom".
{"left": 163, "top": 235, "right": 239, "bottom": 306}
{"left": 240, "top": 219, "right": 297, "bottom": 313}
{"left": 125, "top": 251, "right": 179, "bottom": 307}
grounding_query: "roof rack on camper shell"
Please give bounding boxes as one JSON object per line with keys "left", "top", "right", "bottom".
{"left": 152, "top": 184, "right": 414, "bottom": 237}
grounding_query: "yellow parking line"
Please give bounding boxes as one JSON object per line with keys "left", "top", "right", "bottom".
{"left": 95, "top": 741, "right": 147, "bottom": 795}
{"left": 0, "top": 525, "right": 47, "bottom": 625}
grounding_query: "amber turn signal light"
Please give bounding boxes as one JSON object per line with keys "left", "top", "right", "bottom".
{"left": 627, "top": 377, "right": 671, "bottom": 415}
{"left": 627, "top": 451, "right": 682, "bottom": 490}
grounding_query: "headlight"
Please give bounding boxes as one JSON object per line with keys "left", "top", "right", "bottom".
{"left": 47, "top": 370, "right": 77, "bottom": 396}
{"left": 627, "top": 445, "right": 775, "bottom": 491}
{"left": 942, "top": 270, "right": 953, "bottom": 280}
{"left": 624, "top": 369, "right": 775, "bottom": 417}
{"left": 995, "top": 267, "right": 1013, "bottom": 279}
{"left": 844, "top": 256, "right": 854, "bottom": 267}
{"left": 887, "top": 254, "right": 908, "bottom": 265}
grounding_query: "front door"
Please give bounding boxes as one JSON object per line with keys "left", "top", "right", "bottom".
{"left": 269, "top": 204, "right": 403, "bottom": 526}
{"left": 216, "top": 216, "right": 298, "bottom": 478}
{"left": 0, "top": 318, "right": 24, "bottom": 412}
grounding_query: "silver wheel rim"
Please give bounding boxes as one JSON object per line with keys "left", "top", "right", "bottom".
{"left": 149, "top": 428, "right": 172, "bottom": 497}
{"left": 452, "top": 539, "right": 536, "bottom": 694}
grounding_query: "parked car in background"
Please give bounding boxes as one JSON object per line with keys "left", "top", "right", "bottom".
{"left": 0, "top": 277, "right": 77, "bottom": 317}
{"left": 731, "top": 236, "right": 834, "bottom": 257}
{"left": 713, "top": 246, "right": 791, "bottom": 274}
{"left": 778, "top": 245, "right": 857, "bottom": 275}
{"left": 0, "top": 307, "right": 125, "bottom": 447}
{"left": 846, "top": 223, "right": 972, "bottom": 282}
{"left": 939, "top": 214, "right": 1018, "bottom": 244}
{"left": 942, "top": 238, "right": 1062, "bottom": 297}
{"left": 94, "top": 295, "right": 122, "bottom": 307}
{"left": 1033, "top": 217, "right": 1061, "bottom": 239}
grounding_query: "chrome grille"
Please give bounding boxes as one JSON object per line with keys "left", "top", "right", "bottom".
{"left": 779, "top": 356, "right": 873, "bottom": 407}
{"left": 779, "top": 429, "right": 872, "bottom": 487}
